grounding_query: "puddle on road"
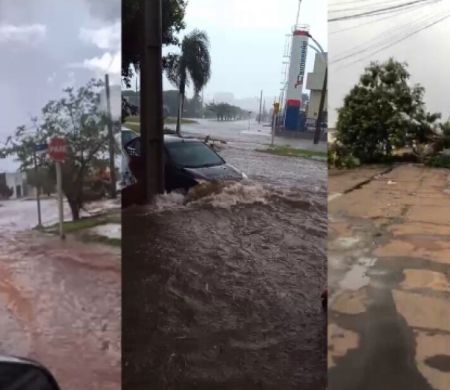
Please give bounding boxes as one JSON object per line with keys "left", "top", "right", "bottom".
{"left": 335, "top": 236, "right": 360, "bottom": 249}
{"left": 415, "top": 331, "right": 450, "bottom": 390}
{"left": 328, "top": 323, "right": 360, "bottom": 368}
{"left": 339, "top": 257, "right": 377, "bottom": 291}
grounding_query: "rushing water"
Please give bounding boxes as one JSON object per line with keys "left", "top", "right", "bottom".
{"left": 123, "top": 145, "right": 327, "bottom": 389}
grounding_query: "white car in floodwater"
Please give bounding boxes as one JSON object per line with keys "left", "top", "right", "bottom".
{"left": 116, "top": 127, "right": 139, "bottom": 190}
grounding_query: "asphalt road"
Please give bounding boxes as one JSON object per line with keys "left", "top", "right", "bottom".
{"left": 0, "top": 199, "right": 121, "bottom": 390}
{"left": 328, "top": 164, "right": 450, "bottom": 390}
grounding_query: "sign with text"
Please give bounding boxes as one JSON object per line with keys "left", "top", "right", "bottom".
{"left": 295, "top": 39, "right": 308, "bottom": 89}
{"left": 48, "top": 138, "right": 66, "bottom": 162}
{"left": 34, "top": 143, "right": 48, "bottom": 154}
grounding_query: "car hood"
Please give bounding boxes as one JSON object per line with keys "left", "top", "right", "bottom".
{"left": 183, "top": 164, "right": 243, "bottom": 181}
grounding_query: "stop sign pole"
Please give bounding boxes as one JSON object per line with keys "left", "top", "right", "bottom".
{"left": 49, "top": 138, "right": 66, "bottom": 239}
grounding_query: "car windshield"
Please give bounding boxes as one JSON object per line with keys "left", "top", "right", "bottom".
{"left": 121, "top": 130, "right": 137, "bottom": 147}
{"left": 166, "top": 141, "right": 223, "bottom": 168}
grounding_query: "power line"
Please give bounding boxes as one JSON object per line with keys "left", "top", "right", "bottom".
{"left": 333, "top": 12, "right": 450, "bottom": 68}
{"left": 329, "top": 0, "right": 407, "bottom": 6}
{"left": 329, "top": 0, "right": 425, "bottom": 14}
{"left": 331, "top": 7, "right": 443, "bottom": 61}
{"left": 329, "top": 0, "right": 439, "bottom": 22}
{"left": 330, "top": 2, "right": 437, "bottom": 34}
{"left": 328, "top": 0, "right": 418, "bottom": 8}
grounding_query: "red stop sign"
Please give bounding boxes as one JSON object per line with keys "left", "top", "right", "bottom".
{"left": 48, "top": 137, "right": 66, "bottom": 162}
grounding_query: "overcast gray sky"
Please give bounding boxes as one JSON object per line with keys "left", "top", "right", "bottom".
{"left": 329, "top": 0, "right": 450, "bottom": 127}
{"left": 161, "top": 0, "right": 327, "bottom": 106}
{"left": 0, "top": 0, "right": 120, "bottom": 171}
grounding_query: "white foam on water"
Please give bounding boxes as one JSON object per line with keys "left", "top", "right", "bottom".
{"left": 152, "top": 191, "right": 186, "bottom": 211}
{"left": 88, "top": 223, "right": 121, "bottom": 239}
{"left": 188, "top": 181, "right": 269, "bottom": 209}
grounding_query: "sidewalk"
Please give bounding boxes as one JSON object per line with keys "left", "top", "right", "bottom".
{"left": 328, "top": 164, "right": 450, "bottom": 390}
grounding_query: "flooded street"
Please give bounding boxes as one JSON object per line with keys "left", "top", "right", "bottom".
{"left": 328, "top": 165, "right": 450, "bottom": 390}
{"left": 123, "top": 143, "right": 327, "bottom": 389}
{"left": 0, "top": 199, "right": 121, "bottom": 389}
{"left": 169, "top": 118, "right": 327, "bottom": 153}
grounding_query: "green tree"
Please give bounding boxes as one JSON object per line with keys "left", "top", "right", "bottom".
{"left": 122, "top": 0, "right": 187, "bottom": 84}
{"left": 166, "top": 29, "right": 211, "bottom": 134}
{"left": 26, "top": 168, "right": 55, "bottom": 196}
{"left": 1, "top": 79, "right": 117, "bottom": 220}
{"left": 206, "top": 103, "right": 247, "bottom": 121}
{"left": 336, "top": 58, "right": 439, "bottom": 163}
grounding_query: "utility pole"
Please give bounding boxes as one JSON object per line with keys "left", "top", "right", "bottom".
{"left": 262, "top": 99, "right": 266, "bottom": 122}
{"left": 314, "top": 67, "right": 327, "bottom": 145}
{"left": 32, "top": 150, "right": 42, "bottom": 227}
{"left": 258, "top": 90, "right": 263, "bottom": 124}
{"left": 105, "top": 74, "right": 117, "bottom": 198}
{"left": 141, "top": 0, "right": 164, "bottom": 201}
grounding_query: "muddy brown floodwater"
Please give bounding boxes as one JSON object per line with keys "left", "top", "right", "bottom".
{"left": 123, "top": 145, "right": 327, "bottom": 389}
{"left": 0, "top": 229, "right": 121, "bottom": 389}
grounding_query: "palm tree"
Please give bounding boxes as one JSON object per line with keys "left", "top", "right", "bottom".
{"left": 166, "top": 29, "right": 211, "bottom": 135}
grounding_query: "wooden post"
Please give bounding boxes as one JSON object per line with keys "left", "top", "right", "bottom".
{"left": 56, "top": 162, "right": 65, "bottom": 239}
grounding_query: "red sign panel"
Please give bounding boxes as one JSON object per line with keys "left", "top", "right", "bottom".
{"left": 286, "top": 99, "right": 301, "bottom": 108}
{"left": 48, "top": 137, "right": 66, "bottom": 162}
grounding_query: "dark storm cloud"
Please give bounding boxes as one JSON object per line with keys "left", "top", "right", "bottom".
{"left": 0, "top": 0, "right": 120, "bottom": 171}
{"left": 82, "top": 0, "right": 121, "bottom": 22}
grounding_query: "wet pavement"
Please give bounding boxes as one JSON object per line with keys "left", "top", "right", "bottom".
{"left": 123, "top": 143, "right": 327, "bottom": 389}
{"left": 328, "top": 164, "right": 450, "bottom": 390}
{"left": 167, "top": 118, "right": 327, "bottom": 153}
{"left": 0, "top": 199, "right": 121, "bottom": 389}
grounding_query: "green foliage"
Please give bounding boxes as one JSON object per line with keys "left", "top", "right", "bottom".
{"left": 0, "top": 79, "right": 118, "bottom": 220}
{"left": 165, "top": 29, "right": 211, "bottom": 133}
{"left": 427, "top": 153, "right": 450, "bottom": 168}
{"left": 206, "top": 103, "right": 250, "bottom": 121}
{"left": 26, "top": 168, "right": 55, "bottom": 195}
{"left": 336, "top": 58, "right": 440, "bottom": 164}
{"left": 122, "top": 0, "right": 187, "bottom": 83}
{"left": 257, "top": 145, "right": 327, "bottom": 160}
{"left": 328, "top": 142, "right": 360, "bottom": 168}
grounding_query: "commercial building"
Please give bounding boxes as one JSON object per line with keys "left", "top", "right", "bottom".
{"left": 306, "top": 51, "right": 327, "bottom": 126}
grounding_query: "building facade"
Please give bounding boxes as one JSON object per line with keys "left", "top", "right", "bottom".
{"left": 0, "top": 171, "right": 30, "bottom": 199}
{"left": 306, "top": 52, "right": 327, "bottom": 126}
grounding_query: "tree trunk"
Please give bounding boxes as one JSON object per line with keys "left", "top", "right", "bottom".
{"left": 176, "top": 91, "right": 182, "bottom": 135}
{"left": 176, "top": 76, "right": 186, "bottom": 136}
{"left": 68, "top": 197, "right": 80, "bottom": 221}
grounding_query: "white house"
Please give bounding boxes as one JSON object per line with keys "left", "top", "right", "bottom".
{"left": 2, "top": 171, "right": 29, "bottom": 199}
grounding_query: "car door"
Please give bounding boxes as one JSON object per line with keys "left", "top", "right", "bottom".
{"left": 164, "top": 145, "right": 198, "bottom": 192}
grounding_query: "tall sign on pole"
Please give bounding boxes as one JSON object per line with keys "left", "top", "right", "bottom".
{"left": 48, "top": 137, "right": 66, "bottom": 239}
{"left": 284, "top": 28, "right": 309, "bottom": 131}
